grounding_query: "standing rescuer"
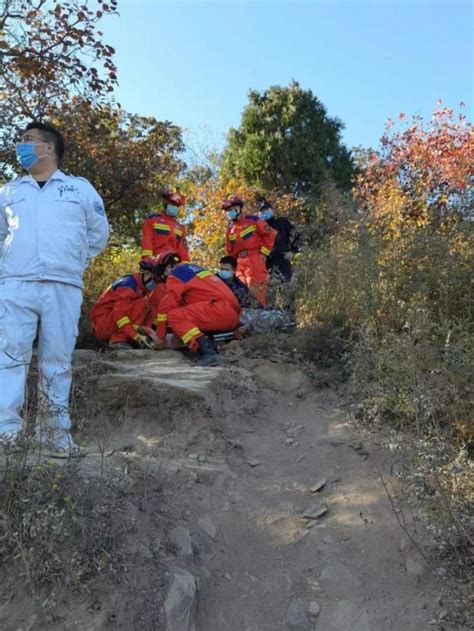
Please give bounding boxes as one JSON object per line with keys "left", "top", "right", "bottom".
{"left": 90, "top": 257, "right": 165, "bottom": 350}
{"left": 141, "top": 189, "right": 189, "bottom": 262}
{"left": 258, "top": 199, "right": 301, "bottom": 283}
{"left": 0, "top": 121, "right": 109, "bottom": 457}
{"left": 222, "top": 195, "right": 276, "bottom": 307}
{"left": 153, "top": 251, "right": 241, "bottom": 366}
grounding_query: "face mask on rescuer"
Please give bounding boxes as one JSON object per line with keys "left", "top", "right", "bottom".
{"left": 261, "top": 209, "right": 273, "bottom": 221}
{"left": 226, "top": 209, "right": 239, "bottom": 221}
{"left": 218, "top": 269, "right": 234, "bottom": 281}
{"left": 144, "top": 278, "right": 157, "bottom": 291}
{"left": 165, "top": 204, "right": 179, "bottom": 217}
{"left": 16, "top": 142, "right": 48, "bottom": 171}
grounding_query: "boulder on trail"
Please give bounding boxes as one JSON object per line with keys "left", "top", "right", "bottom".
{"left": 164, "top": 568, "right": 197, "bottom": 631}
{"left": 286, "top": 598, "right": 313, "bottom": 630}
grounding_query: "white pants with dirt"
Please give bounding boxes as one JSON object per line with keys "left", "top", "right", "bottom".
{"left": 0, "top": 280, "right": 82, "bottom": 445}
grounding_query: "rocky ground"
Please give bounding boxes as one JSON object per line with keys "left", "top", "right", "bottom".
{"left": 0, "top": 339, "right": 469, "bottom": 630}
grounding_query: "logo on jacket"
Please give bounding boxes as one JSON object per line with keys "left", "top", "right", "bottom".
{"left": 93, "top": 201, "right": 105, "bottom": 216}
{"left": 57, "top": 184, "right": 79, "bottom": 198}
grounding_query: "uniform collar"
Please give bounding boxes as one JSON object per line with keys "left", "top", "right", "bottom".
{"left": 18, "top": 169, "right": 67, "bottom": 186}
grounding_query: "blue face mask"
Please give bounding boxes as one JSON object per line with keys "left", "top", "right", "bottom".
{"left": 165, "top": 204, "right": 179, "bottom": 217}
{"left": 144, "top": 277, "right": 157, "bottom": 292}
{"left": 218, "top": 269, "right": 234, "bottom": 281}
{"left": 261, "top": 209, "right": 273, "bottom": 221}
{"left": 226, "top": 209, "right": 239, "bottom": 221}
{"left": 16, "top": 142, "right": 47, "bottom": 171}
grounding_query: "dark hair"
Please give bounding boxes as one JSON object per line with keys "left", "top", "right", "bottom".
{"left": 219, "top": 255, "right": 238, "bottom": 269}
{"left": 25, "top": 121, "right": 65, "bottom": 163}
{"left": 258, "top": 199, "right": 273, "bottom": 211}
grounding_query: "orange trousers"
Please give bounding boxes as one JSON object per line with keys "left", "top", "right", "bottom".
{"left": 92, "top": 300, "right": 152, "bottom": 344}
{"left": 167, "top": 299, "right": 240, "bottom": 350}
{"left": 236, "top": 252, "right": 269, "bottom": 307}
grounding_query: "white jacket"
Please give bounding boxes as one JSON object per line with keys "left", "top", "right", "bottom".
{"left": 0, "top": 170, "right": 109, "bottom": 289}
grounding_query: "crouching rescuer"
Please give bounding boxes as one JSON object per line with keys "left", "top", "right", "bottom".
{"left": 90, "top": 257, "right": 164, "bottom": 350}
{"left": 153, "top": 251, "right": 241, "bottom": 365}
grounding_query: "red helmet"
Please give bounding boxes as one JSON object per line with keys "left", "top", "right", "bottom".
{"left": 221, "top": 195, "right": 244, "bottom": 210}
{"left": 163, "top": 189, "right": 185, "bottom": 206}
{"left": 155, "top": 250, "right": 181, "bottom": 267}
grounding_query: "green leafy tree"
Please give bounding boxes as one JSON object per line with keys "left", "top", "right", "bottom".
{"left": 221, "top": 80, "right": 354, "bottom": 199}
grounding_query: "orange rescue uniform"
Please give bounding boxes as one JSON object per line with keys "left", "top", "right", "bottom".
{"left": 90, "top": 273, "right": 164, "bottom": 344}
{"left": 155, "top": 263, "right": 241, "bottom": 350}
{"left": 225, "top": 214, "right": 276, "bottom": 306}
{"left": 141, "top": 212, "right": 189, "bottom": 262}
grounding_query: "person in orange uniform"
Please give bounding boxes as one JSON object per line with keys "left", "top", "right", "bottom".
{"left": 222, "top": 195, "right": 276, "bottom": 306}
{"left": 90, "top": 257, "right": 165, "bottom": 349}
{"left": 141, "top": 189, "right": 189, "bottom": 262}
{"left": 153, "top": 251, "right": 241, "bottom": 365}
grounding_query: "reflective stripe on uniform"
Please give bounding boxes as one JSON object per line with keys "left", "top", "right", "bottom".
{"left": 182, "top": 326, "right": 201, "bottom": 344}
{"left": 240, "top": 225, "right": 256, "bottom": 239}
{"left": 153, "top": 223, "right": 171, "bottom": 233}
{"left": 155, "top": 313, "right": 168, "bottom": 323}
{"left": 116, "top": 316, "right": 131, "bottom": 328}
{"left": 141, "top": 249, "right": 153, "bottom": 256}
{"left": 260, "top": 246, "right": 271, "bottom": 256}
{"left": 196, "top": 270, "right": 213, "bottom": 279}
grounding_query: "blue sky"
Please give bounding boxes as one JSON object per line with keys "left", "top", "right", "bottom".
{"left": 101, "top": 0, "right": 473, "bottom": 154}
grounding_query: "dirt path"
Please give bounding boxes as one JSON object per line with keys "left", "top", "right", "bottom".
{"left": 189, "top": 385, "right": 442, "bottom": 631}
{"left": 0, "top": 347, "right": 453, "bottom": 630}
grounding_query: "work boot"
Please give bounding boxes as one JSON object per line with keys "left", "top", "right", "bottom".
{"left": 196, "top": 335, "right": 221, "bottom": 367}
{"left": 38, "top": 430, "right": 86, "bottom": 459}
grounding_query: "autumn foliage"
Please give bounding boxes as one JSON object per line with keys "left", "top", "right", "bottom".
{"left": 298, "top": 105, "right": 473, "bottom": 440}
{"left": 353, "top": 105, "right": 473, "bottom": 234}
{"left": 52, "top": 98, "right": 184, "bottom": 238}
{"left": 0, "top": 0, "right": 120, "bottom": 177}
{"left": 1, "top": 0, "right": 118, "bottom": 115}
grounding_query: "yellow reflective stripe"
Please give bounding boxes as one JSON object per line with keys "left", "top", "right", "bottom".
{"left": 182, "top": 327, "right": 201, "bottom": 344}
{"left": 153, "top": 223, "right": 171, "bottom": 231}
{"left": 174, "top": 228, "right": 183, "bottom": 236}
{"left": 260, "top": 246, "right": 271, "bottom": 256}
{"left": 155, "top": 313, "right": 168, "bottom": 322}
{"left": 240, "top": 225, "right": 256, "bottom": 238}
{"left": 141, "top": 249, "right": 153, "bottom": 256}
{"left": 229, "top": 234, "right": 237, "bottom": 241}
{"left": 196, "top": 270, "right": 212, "bottom": 279}
{"left": 116, "top": 316, "right": 131, "bottom": 328}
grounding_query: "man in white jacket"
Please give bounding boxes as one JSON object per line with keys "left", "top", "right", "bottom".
{"left": 0, "top": 122, "right": 109, "bottom": 456}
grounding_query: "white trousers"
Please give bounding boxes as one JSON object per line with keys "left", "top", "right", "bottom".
{"left": 0, "top": 280, "right": 82, "bottom": 437}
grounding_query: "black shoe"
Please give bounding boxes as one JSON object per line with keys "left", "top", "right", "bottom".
{"left": 197, "top": 336, "right": 221, "bottom": 367}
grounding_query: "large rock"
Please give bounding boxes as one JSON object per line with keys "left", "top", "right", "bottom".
{"left": 73, "top": 350, "right": 259, "bottom": 432}
{"left": 241, "top": 358, "right": 310, "bottom": 393}
{"left": 171, "top": 526, "right": 193, "bottom": 558}
{"left": 314, "top": 600, "right": 373, "bottom": 631}
{"left": 164, "top": 568, "right": 197, "bottom": 631}
{"left": 319, "top": 562, "right": 361, "bottom": 593}
{"left": 286, "top": 599, "right": 313, "bottom": 630}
